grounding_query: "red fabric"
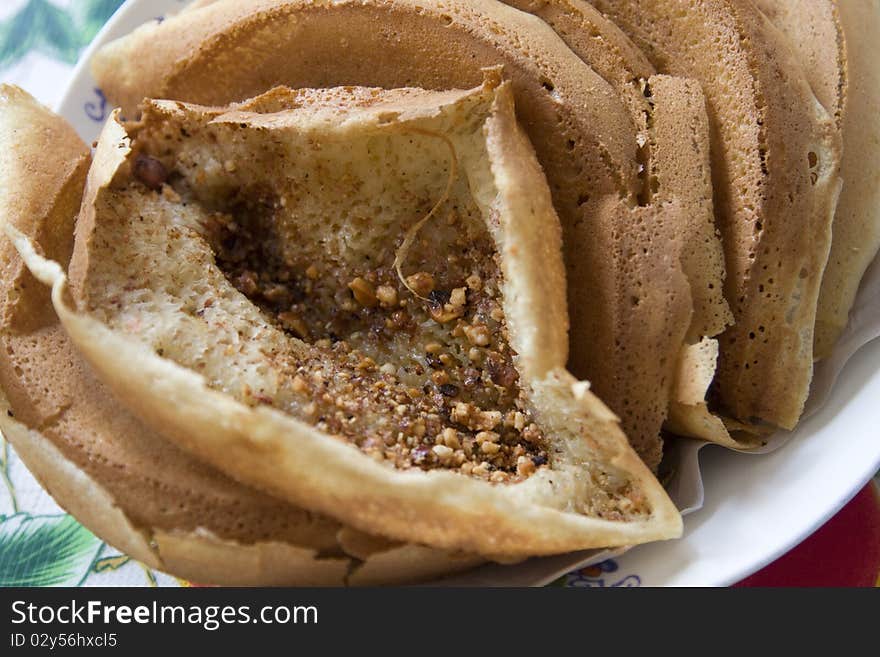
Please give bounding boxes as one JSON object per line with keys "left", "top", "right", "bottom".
{"left": 735, "top": 483, "right": 880, "bottom": 587}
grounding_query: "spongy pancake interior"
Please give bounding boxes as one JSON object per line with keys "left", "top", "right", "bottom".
{"left": 77, "top": 86, "right": 571, "bottom": 483}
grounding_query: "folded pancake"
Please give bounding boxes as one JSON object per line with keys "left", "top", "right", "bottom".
{"left": 502, "top": 0, "right": 729, "bottom": 337}
{"left": 11, "top": 77, "right": 682, "bottom": 556}
{"left": 591, "top": 0, "right": 842, "bottom": 431}
{"left": 648, "top": 76, "right": 756, "bottom": 448}
{"left": 498, "top": 1, "right": 733, "bottom": 451}
{"left": 504, "top": 0, "right": 733, "bottom": 463}
{"left": 499, "top": 0, "right": 653, "bottom": 120}
{"left": 88, "top": 0, "right": 692, "bottom": 470}
{"left": 0, "top": 84, "right": 482, "bottom": 585}
{"left": 753, "top": 0, "right": 880, "bottom": 359}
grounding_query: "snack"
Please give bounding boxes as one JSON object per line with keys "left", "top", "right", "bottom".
{"left": 591, "top": 0, "right": 842, "bottom": 435}
{"left": 499, "top": 0, "right": 735, "bottom": 446}
{"left": 0, "top": 84, "right": 482, "bottom": 585}
{"left": 9, "top": 76, "right": 682, "bottom": 557}
{"left": 2, "top": 0, "right": 877, "bottom": 586}
{"left": 500, "top": 0, "right": 730, "bottom": 341}
{"left": 89, "top": 0, "right": 695, "bottom": 470}
{"left": 752, "top": 0, "right": 880, "bottom": 359}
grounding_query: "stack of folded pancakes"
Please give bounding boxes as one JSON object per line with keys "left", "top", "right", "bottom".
{"left": 0, "top": 0, "right": 877, "bottom": 584}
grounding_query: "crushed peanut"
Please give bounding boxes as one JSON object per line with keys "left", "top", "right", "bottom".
{"left": 475, "top": 431, "right": 500, "bottom": 444}
{"left": 480, "top": 441, "right": 501, "bottom": 455}
{"left": 452, "top": 402, "right": 502, "bottom": 432}
{"left": 376, "top": 285, "right": 398, "bottom": 307}
{"left": 278, "top": 311, "right": 310, "bottom": 339}
{"left": 348, "top": 277, "right": 378, "bottom": 307}
{"left": 466, "top": 274, "right": 482, "bottom": 291}
{"left": 450, "top": 287, "right": 467, "bottom": 307}
{"left": 463, "top": 324, "right": 491, "bottom": 347}
{"left": 430, "top": 304, "right": 465, "bottom": 323}
{"left": 472, "top": 462, "right": 491, "bottom": 478}
{"left": 516, "top": 455, "right": 537, "bottom": 477}
{"left": 406, "top": 271, "right": 435, "bottom": 297}
{"left": 203, "top": 193, "right": 549, "bottom": 480}
{"left": 439, "top": 427, "right": 461, "bottom": 449}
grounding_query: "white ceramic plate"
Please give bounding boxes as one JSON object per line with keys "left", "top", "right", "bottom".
{"left": 58, "top": 0, "right": 880, "bottom": 587}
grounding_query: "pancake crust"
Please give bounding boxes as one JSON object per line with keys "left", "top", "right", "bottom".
{"left": 500, "top": 0, "right": 654, "bottom": 120}
{"left": 591, "top": 0, "right": 842, "bottom": 430}
{"left": 86, "top": 0, "right": 694, "bottom": 468}
{"left": 754, "top": 0, "right": 880, "bottom": 359}
{"left": 19, "top": 78, "right": 682, "bottom": 556}
{"left": 500, "top": 1, "right": 730, "bottom": 449}
{"left": 0, "top": 84, "right": 481, "bottom": 585}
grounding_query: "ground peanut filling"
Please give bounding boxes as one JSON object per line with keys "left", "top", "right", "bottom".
{"left": 133, "top": 153, "right": 549, "bottom": 482}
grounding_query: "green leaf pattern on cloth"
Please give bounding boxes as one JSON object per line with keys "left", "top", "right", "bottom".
{"left": 72, "top": 0, "right": 127, "bottom": 46}
{"left": 0, "top": 0, "right": 125, "bottom": 67}
{"left": 0, "top": 513, "right": 102, "bottom": 586}
{"left": 0, "top": 433, "right": 183, "bottom": 586}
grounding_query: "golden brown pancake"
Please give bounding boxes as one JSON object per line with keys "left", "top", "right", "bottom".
{"left": 86, "top": 0, "right": 699, "bottom": 469}
{"left": 13, "top": 76, "right": 681, "bottom": 557}
{"left": 0, "top": 84, "right": 481, "bottom": 585}
{"left": 753, "top": 0, "right": 880, "bottom": 359}
{"left": 500, "top": 0, "right": 653, "bottom": 118}
{"left": 500, "top": 1, "right": 732, "bottom": 447}
{"left": 591, "top": 0, "right": 842, "bottom": 431}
